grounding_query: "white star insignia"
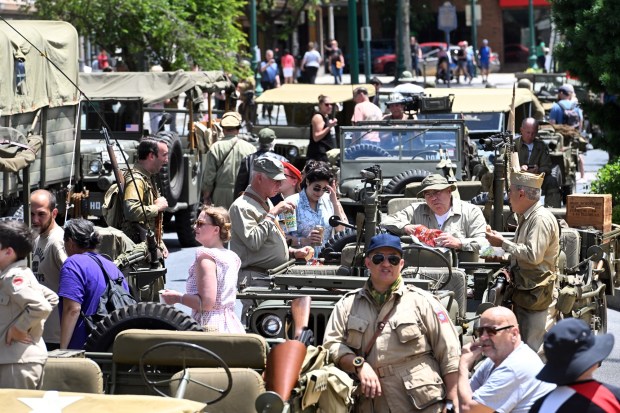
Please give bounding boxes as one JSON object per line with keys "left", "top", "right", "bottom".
{"left": 18, "top": 390, "right": 82, "bottom": 413}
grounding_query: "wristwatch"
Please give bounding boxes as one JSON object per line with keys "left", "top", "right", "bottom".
{"left": 352, "top": 356, "right": 365, "bottom": 373}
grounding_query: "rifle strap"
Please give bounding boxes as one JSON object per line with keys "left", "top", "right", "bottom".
{"left": 362, "top": 295, "right": 400, "bottom": 358}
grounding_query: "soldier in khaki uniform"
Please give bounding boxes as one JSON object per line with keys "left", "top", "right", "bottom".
{"left": 323, "top": 233, "right": 460, "bottom": 413}
{"left": 486, "top": 171, "right": 560, "bottom": 352}
{"left": 203, "top": 111, "right": 256, "bottom": 209}
{"left": 229, "top": 158, "right": 313, "bottom": 322}
{"left": 122, "top": 139, "right": 169, "bottom": 300}
{"left": 0, "top": 220, "right": 58, "bottom": 389}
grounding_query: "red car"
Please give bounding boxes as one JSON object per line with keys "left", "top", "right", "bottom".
{"left": 373, "top": 42, "right": 500, "bottom": 75}
{"left": 504, "top": 43, "right": 530, "bottom": 63}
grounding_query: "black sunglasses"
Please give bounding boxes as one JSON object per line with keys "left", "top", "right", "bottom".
{"left": 475, "top": 325, "right": 514, "bottom": 337}
{"left": 370, "top": 254, "right": 401, "bottom": 266}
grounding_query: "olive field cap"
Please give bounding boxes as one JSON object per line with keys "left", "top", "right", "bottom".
{"left": 366, "top": 233, "right": 403, "bottom": 256}
{"left": 258, "top": 128, "right": 277, "bottom": 144}
{"left": 510, "top": 171, "right": 544, "bottom": 189}
{"left": 417, "top": 174, "right": 457, "bottom": 197}
{"left": 537, "top": 318, "right": 614, "bottom": 385}
{"left": 398, "top": 70, "right": 416, "bottom": 83}
{"left": 220, "top": 111, "right": 242, "bottom": 128}
{"left": 253, "top": 157, "right": 286, "bottom": 180}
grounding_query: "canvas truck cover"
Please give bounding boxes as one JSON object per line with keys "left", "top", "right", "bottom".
{"left": 0, "top": 20, "right": 79, "bottom": 115}
{"left": 256, "top": 84, "right": 375, "bottom": 104}
{"left": 78, "top": 71, "right": 234, "bottom": 105}
{"left": 424, "top": 87, "right": 544, "bottom": 118}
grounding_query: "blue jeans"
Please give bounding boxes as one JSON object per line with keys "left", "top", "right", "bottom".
{"left": 331, "top": 63, "right": 343, "bottom": 84}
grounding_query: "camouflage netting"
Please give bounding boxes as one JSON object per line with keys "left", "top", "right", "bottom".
{"left": 0, "top": 126, "right": 42, "bottom": 172}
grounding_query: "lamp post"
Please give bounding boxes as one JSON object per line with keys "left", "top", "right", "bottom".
{"left": 470, "top": 0, "right": 478, "bottom": 77}
{"left": 249, "top": 0, "right": 263, "bottom": 95}
{"left": 348, "top": 0, "right": 359, "bottom": 84}
{"left": 528, "top": 0, "right": 538, "bottom": 69}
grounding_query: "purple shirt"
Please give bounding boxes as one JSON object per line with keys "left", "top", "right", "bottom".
{"left": 58, "top": 252, "right": 129, "bottom": 349}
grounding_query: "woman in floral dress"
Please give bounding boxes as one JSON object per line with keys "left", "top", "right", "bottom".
{"left": 161, "top": 206, "right": 244, "bottom": 333}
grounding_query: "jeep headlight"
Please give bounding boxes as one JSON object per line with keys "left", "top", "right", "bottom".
{"left": 89, "top": 160, "right": 103, "bottom": 174}
{"left": 288, "top": 147, "right": 298, "bottom": 158}
{"left": 258, "top": 314, "right": 283, "bottom": 337}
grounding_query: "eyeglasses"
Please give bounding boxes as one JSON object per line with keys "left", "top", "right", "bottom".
{"left": 475, "top": 325, "right": 514, "bottom": 337}
{"left": 193, "top": 219, "right": 216, "bottom": 228}
{"left": 370, "top": 254, "right": 401, "bottom": 266}
{"left": 322, "top": 102, "right": 333, "bottom": 107}
{"left": 311, "top": 185, "right": 330, "bottom": 194}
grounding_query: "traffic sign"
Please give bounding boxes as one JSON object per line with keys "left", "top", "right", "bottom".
{"left": 438, "top": 2, "right": 458, "bottom": 32}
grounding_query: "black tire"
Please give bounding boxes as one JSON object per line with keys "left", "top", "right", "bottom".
{"left": 85, "top": 302, "right": 202, "bottom": 352}
{"left": 157, "top": 132, "right": 185, "bottom": 208}
{"left": 384, "top": 169, "right": 431, "bottom": 195}
{"left": 324, "top": 228, "right": 359, "bottom": 253}
{"left": 344, "top": 144, "right": 391, "bottom": 160}
{"left": 384, "top": 62, "right": 396, "bottom": 76}
{"left": 175, "top": 203, "right": 201, "bottom": 247}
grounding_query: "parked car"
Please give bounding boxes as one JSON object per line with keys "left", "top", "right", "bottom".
{"left": 504, "top": 43, "right": 529, "bottom": 63}
{"left": 373, "top": 41, "right": 500, "bottom": 76}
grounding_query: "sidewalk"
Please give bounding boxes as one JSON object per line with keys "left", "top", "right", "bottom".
{"left": 314, "top": 71, "right": 518, "bottom": 88}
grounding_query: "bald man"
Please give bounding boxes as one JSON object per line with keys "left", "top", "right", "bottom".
{"left": 30, "top": 189, "right": 67, "bottom": 350}
{"left": 458, "top": 307, "right": 555, "bottom": 413}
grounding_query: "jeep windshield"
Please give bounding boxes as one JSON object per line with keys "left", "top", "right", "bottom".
{"left": 418, "top": 112, "right": 504, "bottom": 134}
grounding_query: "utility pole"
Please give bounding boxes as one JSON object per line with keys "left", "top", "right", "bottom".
{"left": 348, "top": 0, "right": 359, "bottom": 83}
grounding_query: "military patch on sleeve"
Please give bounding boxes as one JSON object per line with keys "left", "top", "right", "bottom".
{"left": 435, "top": 309, "right": 449, "bottom": 324}
{"left": 12, "top": 276, "right": 25, "bottom": 291}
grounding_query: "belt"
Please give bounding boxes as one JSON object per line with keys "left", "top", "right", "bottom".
{"left": 375, "top": 353, "right": 431, "bottom": 378}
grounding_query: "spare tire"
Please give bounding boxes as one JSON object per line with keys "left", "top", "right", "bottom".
{"left": 344, "top": 144, "right": 391, "bottom": 160}
{"left": 156, "top": 131, "right": 185, "bottom": 208}
{"left": 324, "top": 228, "right": 359, "bottom": 253}
{"left": 384, "top": 169, "right": 431, "bottom": 195}
{"left": 85, "top": 302, "right": 202, "bottom": 352}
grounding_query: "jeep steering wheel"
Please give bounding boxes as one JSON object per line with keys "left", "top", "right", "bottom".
{"left": 139, "top": 341, "right": 233, "bottom": 405}
{"left": 401, "top": 241, "right": 454, "bottom": 290}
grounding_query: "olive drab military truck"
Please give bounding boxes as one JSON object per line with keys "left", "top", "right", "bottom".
{"left": 0, "top": 20, "right": 80, "bottom": 220}
{"left": 77, "top": 71, "right": 234, "bottom": 247}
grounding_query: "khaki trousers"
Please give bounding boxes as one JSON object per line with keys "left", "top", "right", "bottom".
{"left": 0, "top": 362, "right": 44, "bottom": 389}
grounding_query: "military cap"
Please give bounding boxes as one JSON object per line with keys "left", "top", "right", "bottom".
{"left": 511, "top": 171, "right": 544, "bottom": 189}
{"left": 220, "top": 111, "right": 242, "bottom": 128}
{"left": 253, "top": 157, "right": 286, "bottom": 180}
{"left": 417, "top": 174, "right": 457, "bottom": 197}
{"left": 258, "top": 128, "right": 277, "bottom": 144}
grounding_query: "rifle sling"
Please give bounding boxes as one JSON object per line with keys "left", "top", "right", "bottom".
{"left": 363, "top": 295, "right": 400, "bottom": 358}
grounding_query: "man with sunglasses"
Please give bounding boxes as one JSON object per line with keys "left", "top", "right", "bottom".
{"left": 458, "top": 306, "right": 555, "bottom": 413}
{"left": 382, "top": 174, "right": 487, "bottom": 259}
{"left": 323, "top": 233, "right": 461, "bottom": 413}
{"left": 486, "top": 171, "right": 560, "bottom": 353}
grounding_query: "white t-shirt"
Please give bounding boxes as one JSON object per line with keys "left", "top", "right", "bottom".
{"left": 435, "top": 209, "right": 452, "bottom": 229}
{"left": 470, "top": 342, "right": 556, "bottom": 413}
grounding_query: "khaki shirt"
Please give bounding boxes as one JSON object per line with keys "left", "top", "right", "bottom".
{"left": 229, "top": 186, "right": 288, "bottom": 271}
{"left": 0, "top": 260, "right": 59, "bottom": 365}
{"left": 203, "top": 134, "right": 256, "bottom": 209}
{"left": 323, "top": 283, "right": 461, "bottom": 413}
{"left": 122, "top": 164, "right": 160, "bottom": 243}
{"left": 502, "top": 202, "right": 559, "bottom": 290}
{"left": 381, "top": 198, "right": 487, "bottom": 252}
{"left": 32, "top": 225, "right": 66, "bottom": 344}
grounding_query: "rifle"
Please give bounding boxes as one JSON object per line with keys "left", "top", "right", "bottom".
{"left": 102, "top": 127, "right": 125, "bottom": 199}
{"left": 291, "top": 296, "right": 313, "bottom": 344}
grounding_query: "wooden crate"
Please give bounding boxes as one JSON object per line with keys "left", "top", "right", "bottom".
{"left": 566, "top": 194, "right": 612, "bottom": 233}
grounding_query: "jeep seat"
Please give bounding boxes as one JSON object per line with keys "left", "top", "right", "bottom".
{"left": 41, "top": 357, "right": 104, "bottom": 394}
{"left": 169, "top": 368, "right": 265, "bottom": 413}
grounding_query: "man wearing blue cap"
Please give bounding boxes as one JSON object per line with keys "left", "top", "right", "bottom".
{"left": 530, "top": 318, "right": 620, "bottom": 412}
{"left": 323, "top": 233, "right": 461, "bottom": 413}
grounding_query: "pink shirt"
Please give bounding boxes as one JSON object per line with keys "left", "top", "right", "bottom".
{"left": 281, "top": 54, "right": 295, "bottom": 69}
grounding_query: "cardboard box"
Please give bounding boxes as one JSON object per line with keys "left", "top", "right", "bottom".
{"left": 566, "top": 194, "right": 612, "bottom": 233}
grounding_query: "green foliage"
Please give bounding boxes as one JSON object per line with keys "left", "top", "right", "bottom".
{"left": 34, "top": 0, "right": 248, "bottom": 75}
{"left": 590, "top": 158, "right": 620, "bottom": 206}
{"left": 551, "top": 0, "right": 620, "bottom": 94}
{"left": 257, "top": 0, "right": 322, "bottom": 45}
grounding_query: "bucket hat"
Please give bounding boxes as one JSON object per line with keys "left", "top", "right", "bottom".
{"left": 416, "top": 174, "right": 457, "bottom": 197}
{"left": 537, "top": 318, "right": 614, "bottom": 385}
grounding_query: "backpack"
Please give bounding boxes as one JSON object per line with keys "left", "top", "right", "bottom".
{"left": 81, "top": 253, "right": 137, "bottom": 334}
{"left": 561, "top": 102, "right": 580, "bottom": 129}
{"left": 102, "top": 182, "right": 124, "bottom": 228}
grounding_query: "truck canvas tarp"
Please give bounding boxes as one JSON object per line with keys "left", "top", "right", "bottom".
{"left": 0, "top": 20, "right": 79, "bottom": 218}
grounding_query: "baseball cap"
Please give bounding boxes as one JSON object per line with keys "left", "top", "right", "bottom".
{"left": 366, "top": 233, "right": 403, "bottom": 256}
{"left": 258, "top": 128, "right": 277, "bottom": 144}
{"left": 253, "top": 157, "right": 286, "bottom": 180}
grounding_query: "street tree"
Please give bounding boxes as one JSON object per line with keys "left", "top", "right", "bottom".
{"left": 551, "top": 0, "right": 620, "bottom": 160}
{"left": 257, "top": 0, "right": 322, "bottom": 52}
{"left": 34, "top": 0, "right": 248, "bottom": 74}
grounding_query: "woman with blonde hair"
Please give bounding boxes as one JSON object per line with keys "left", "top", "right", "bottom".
{"left": 161, "top": 206, "right": 244, "bottom": 333}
